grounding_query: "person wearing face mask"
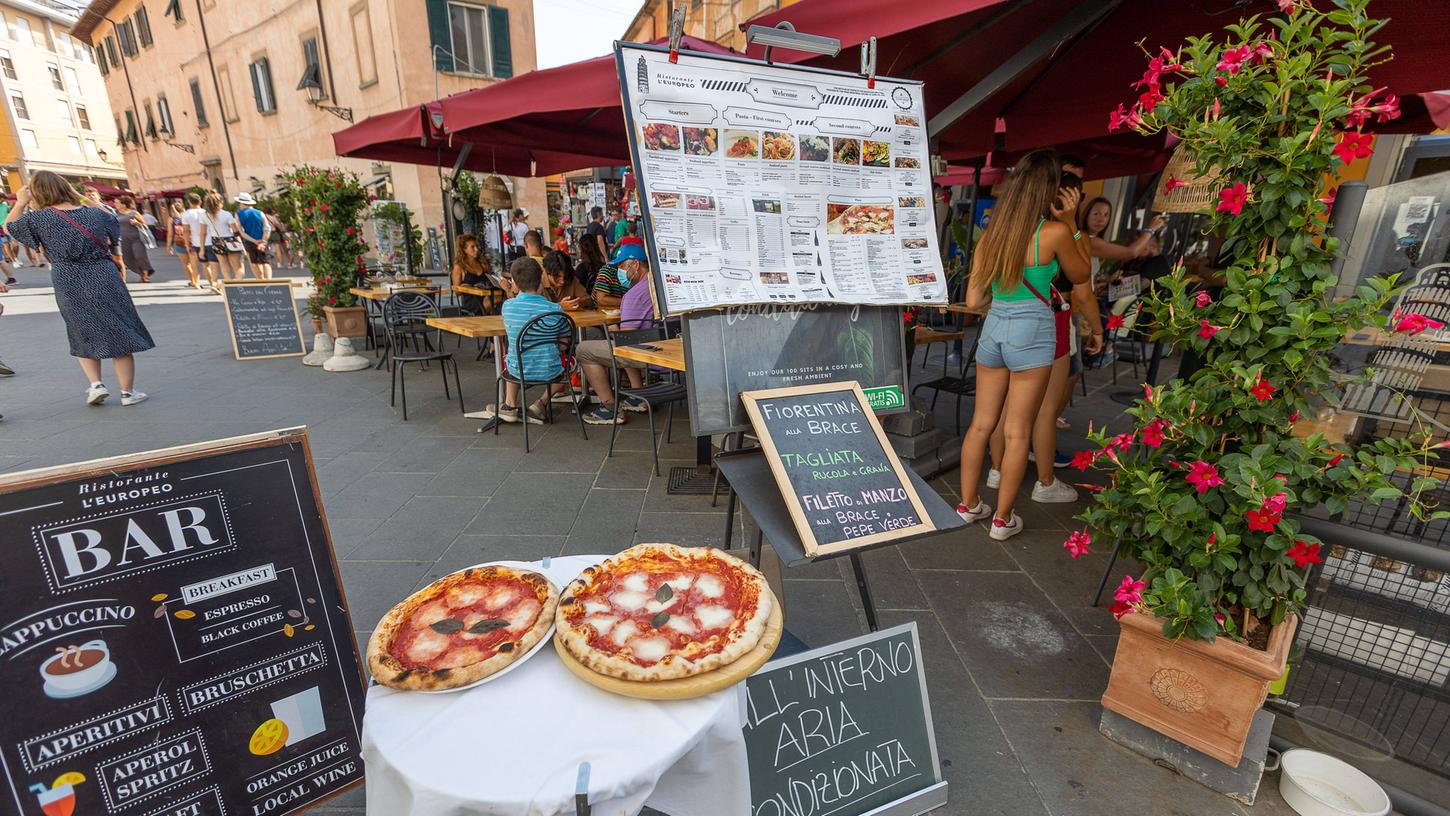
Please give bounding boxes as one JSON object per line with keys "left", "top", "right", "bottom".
{"left": 577, "top": 245, "right": 655, "bottom": 424}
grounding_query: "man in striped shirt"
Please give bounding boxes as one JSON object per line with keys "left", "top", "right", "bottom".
{"left": 592, "top": 242, "right": 645, "bottom": 307}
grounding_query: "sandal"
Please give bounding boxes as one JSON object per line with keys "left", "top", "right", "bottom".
{"left": 1055, "top": 417, "right": 1071, "bottom": 430}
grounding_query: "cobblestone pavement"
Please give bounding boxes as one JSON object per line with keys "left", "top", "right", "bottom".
{"left": 0, "top": 249, "right": 1298, "bottom": 814}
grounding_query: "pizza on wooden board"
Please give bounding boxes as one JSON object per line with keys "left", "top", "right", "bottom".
{"left": 556, "top": 543, "right": 773, "bottom": 682}
{"left": 368, "top": 565, "right": 558, "bottom": 691}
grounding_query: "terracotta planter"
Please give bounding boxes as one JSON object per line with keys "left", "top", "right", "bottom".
{"left": 323, "top": 305, "right": 367, "bottom": 339}
{"left": 310, "top": 317, "right": 324, "bottom": 334}
{"left": 1102, "top": 611, "right": 1297, "bottom": 767}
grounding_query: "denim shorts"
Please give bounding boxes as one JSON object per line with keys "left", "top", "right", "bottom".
{"left": 976, "top": 299, "right": 1058, "bottom": 371}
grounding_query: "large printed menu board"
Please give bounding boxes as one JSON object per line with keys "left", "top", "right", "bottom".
{"left": 616, "top": 43, "right": 948, "bottom": 315}
{"left": 0, "top": 430, "right": 364, "bottom": 816}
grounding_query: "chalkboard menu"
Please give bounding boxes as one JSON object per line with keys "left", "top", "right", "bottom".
{"left": 743, "top": 623, "right": 947, "bottom": 816}
{"left": 742, "top": 382, "right": 933, "bottom": 556}
{"left": 0, "top": 429, "right": 365, "bottom": 816}
{"left": 222, "top": 281, "right": 306, "bottom": 360}
{"left": 683, "top": 305, "right": 909, "bottom": 436}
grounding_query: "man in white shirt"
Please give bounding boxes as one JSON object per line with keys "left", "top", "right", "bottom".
{"left": 507, "top": 209, "right": 529, "bottom": 263}
{"left": 179, "top": 192, "right": 215, "bottom": 289}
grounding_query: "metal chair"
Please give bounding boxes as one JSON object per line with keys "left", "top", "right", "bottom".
{"left": 604, "top": 324, "right": 688, "bottom": 476}
{"left": 495, "top": 311, "right": 587, "bottom": 453}
{"left": 382, "top": 291, "right": 464, "bottom": 421}
{"left": 911, "top": 319, "right": 981, "bottom": 436}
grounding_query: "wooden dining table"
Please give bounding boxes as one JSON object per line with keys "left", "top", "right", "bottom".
{"left": 611, "top": 337, "right": 684, "bottom": 371}
{"left": 613, "top": 338, "right": 714, "bottom": 493}
{"left": 348, "top": 285, "right": 448, "bottom": 301}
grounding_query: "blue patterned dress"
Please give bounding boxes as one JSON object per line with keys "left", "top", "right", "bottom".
{"left": 8, "top": 206, "right": 155, "bottom": 359}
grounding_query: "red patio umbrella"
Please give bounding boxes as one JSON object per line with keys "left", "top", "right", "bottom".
{"left": 84, "top": 181, "right": 131, "bottom": 197}
{"left": 745, "top": 0, "right": 1450, "bottom": 166}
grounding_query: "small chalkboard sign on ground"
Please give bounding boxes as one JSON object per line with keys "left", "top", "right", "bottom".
{"left": 742, "top": 381, "right": 934, "bottom": 556}
{"left": 222, "top": 280, "right": 306, "bottom": 360}
{"left": 743, "top": 623, "right": 947, "bottom": 816}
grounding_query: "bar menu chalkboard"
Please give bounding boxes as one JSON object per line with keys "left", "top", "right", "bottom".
{"left": 742, "top": 382, "right": 933, "bottom": 556}
{"left": 222, "top": 282, "right": 306, "bottom": 360}
{"left": 743, "top": 623, "right": 946, "bottom": 816}
{"left": 0, "top": 430, "right": 364, "bottom": 816}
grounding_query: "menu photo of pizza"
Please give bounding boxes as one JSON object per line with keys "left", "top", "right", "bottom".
{"left": 895, "top": 114, "right": 921, "bottom": 127}
{"left": 826, "top": 203, "right": 895, "bottom": 235}
{"left": 641, "top": 122, "right": 681, "bottom": 151}
{"left": 723, "top": 129, "right": 759, "bottom": 159}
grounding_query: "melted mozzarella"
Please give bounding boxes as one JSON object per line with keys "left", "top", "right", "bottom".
{"left": 645, "top": 594, "right": 679, "bottom": 614}
{"left": 611, "top": 590, "right": 649, "bottom": 611}
{"left": 664, "top": 615, "right": 697, "bottom": 635}
{"left": 610, "top": 620, "right": 639, "bottom": 646}
{"left": 411, "top": 599, "right": 452, "bottom": 625}
{"left": 621, "top": 572, "right": 649, "bottom": 593}
{"left": 437, "top": 645, "right": 486, "bottom": 669}
{"left": 583, "top": 600, "right": 610, "bottom": 615}
{"left": 448, "top": 584, "right": 489, "bottom": 606}
{"left": 631, "top": 636, "right": 671, "bottom": 664}
{"left": 695, "top": 575, "right": 725, "bottom": 598}
{"left": 585, "top": 615, "right": 618, "bottom": 636}
{"left": 505, "top": 597, "right": 541, "bottom": 629}
{"left": 485, "top": 587, "right": 519, "bottom": 610}
{"left": 666, "top": 575, "right": 694, "bottom": 592}
{"left": 404, "top": 629, "right": 451, "bottom": 663}
{"left": 695, "top": 605, "right": 733, "bottom": 629}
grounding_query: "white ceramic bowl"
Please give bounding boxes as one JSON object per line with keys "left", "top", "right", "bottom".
{"left": 1278, "top": 749, "right": 1390, "bottom": 816}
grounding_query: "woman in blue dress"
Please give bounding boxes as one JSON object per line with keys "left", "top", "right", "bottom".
{"left": 5, "top": 171, "right": 154, "bottom": 406}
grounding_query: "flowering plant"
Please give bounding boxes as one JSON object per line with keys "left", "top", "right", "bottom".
{"left": 279, "top": 166, "right": 371, "bottom": 317}
{"left": 1074, "top": 0, "right": 1445, "bottom": 643}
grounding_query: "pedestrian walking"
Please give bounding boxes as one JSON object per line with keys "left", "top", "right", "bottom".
{"left": 0, "top": 197, "right": 15, "bottom": 283}
{"left": 166, "top": 201, "right": 199, "bottom": 287}
{"left": 114, "top": 195, "right": 154, "bottom": 283}
{"left": 507, "top": 209, "right": 530, "bottom": 263}
{"left": 263, "top": 209, "right": 288, "bottom": 268}
{"left": 201, "top": 192, "right": 244, "bottom": 285}
{"left": 179, "top": 193, "right": 215, "bottom": 289}
{"left": 3, "top": 171, "right": 154, "bottom": 407}
{"left": 235, "top": 193, "right": 273, "bottom": 279}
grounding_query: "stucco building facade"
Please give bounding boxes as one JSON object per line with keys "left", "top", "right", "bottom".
{"left": 622, "top": 0, "right": 794, "bottom": 53}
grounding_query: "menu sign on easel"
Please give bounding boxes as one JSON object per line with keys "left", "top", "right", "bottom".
{"left": 743, "top": 623, "right": 947, "bottom": 815}
{"left": 742, "top": 381, "right": 933, "bottom": 556}
{"left": 221, "top": 281, "right": 305, "bottom": 360}
{"left": 0, "top": 429, "right": 365, "bottom": 816}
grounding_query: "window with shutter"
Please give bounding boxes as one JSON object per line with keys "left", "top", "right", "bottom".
{"left": 425, "top": 0, "right": 453, "bottom": 71}
{"left": 144, "top": 101, "right": 157, "bottom": 139}
{"left": 77, "top": 105, "right": 91, "bottom": 130}
{"left": 250, "top": 57, "right": 276, "bottom": 114}
{"left": 10, "top": 93, "right": 27, "bottom": 120}
{"left": 189, "top": 77, "right": 208, "bottom": 127}
{"left": 104, "top": 36, "right": 119, "bottom": 67}
{"left": 157, "top": 96, "right": 172, "bottom": 135}
{"left": 488, "top": 5, "right": 511, "bottom": 79}
{"left": 444, "top": 1, "right": 491, "bottom": 76}
{"left": 124, "top": 110, "right": 138, "bottom": 144}
{"left": 165, "top": 0, "right": 183, "bottom": 22}
{"left": 298, "top": 37, "right": 325, "bottom": 100}
{"left": 116, "top": 21, "right": 136, "bottom": 57}
{"left": 136, "top": 7, "right": 153, "bottom": 47}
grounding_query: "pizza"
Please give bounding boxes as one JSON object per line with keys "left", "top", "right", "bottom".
{"left": 367, "top": 565, "right": 558, "bottom": 691}
{"left": 555, "top": 543, "right": 773, "bottom": 682}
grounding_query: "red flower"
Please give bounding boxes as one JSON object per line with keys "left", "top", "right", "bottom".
{"left": 1320, "top": 187, "right": 1338, "bottom": 210}
{"left": 1289, "top": 410, "right": 1300, "bottom": 423}
{"left": 1197, "top": 319, "right": 1222, "bottom": 340}
{"left": 357, "top": 256, "right": 366, "bottom": 264}
{"left": 1393, "top": 310, "right": 1446, "bottom": 336}
{"left": 1071, "top": 449, "right": 1097, "bottom": 470}
{"left": 346, "top": 227, "right": 357, "bottom": 236}
{"left": 1245, "top": 508, "right": 1279, "bottom": 532}
{"left": 1327, "top": 454, "right": 1344, "bottom": 468}
{"left": 1215, "top": 75, "right": 1228, "bottom": 87}
{"left": 320, "top": 204, "right": 329, "bottom": 213}
{"left": 1140, "top": 419, "right": 1167, "bottom": 448}
{"left": 1287, "top": 540, "right": 1324, "bottom": 568}
{"left": 328, "top": 295, "right": 337, "bottom": 305}
{"left": 1106, "top": 314, "right": 1125, "bottom": 330}
{"left": 1164, "top": 176, "right": 1185, "bottom": 194}
{"left": 310, "top": 199, "right": 317, "bottom": 206}
{"left": 1217, "top": 182, "right": 1249, "bottom": 216}
{"left": 1114, "top": 575, "right": 1146, "bottom": 605}
{"left": 1185, "top": 460, "right": 1223, "bottom": 493}
{"left": 1347, "top": 89, "right": 1401, "bottom": 128}
{"left": 1110, "top": 601, "right": 1134, "bottom": 620}
{"left": 1263, "top": 492, "right": 1289, "bottom": 517}
{"left": 1250, "top": 41, "right": 1274, "bottom": 65}
{"left": 1277, "top": 0, "right": 1297, "bottom": 12}
{"left": 322, "top": 276, "right": 332, "bottom": 284}
{"left": 1250, "top": 377, "right": 1277, "bottom": 402}
{"left": 1109, "top": 103, "right": 1143, "bottom": 132}
{"left": 1063, "top": 530, "right": 1092, "bottom": 559}
{"left": 1138, "top": 83, "right": 1165, "bottom": 114}
{"left": 1112, "top": 432, "right": 1134, "bottom": 452}
{"left": 1333, "top": 131, "right": 1375, "bottom": 164}
{"left": 1207, "top": 533, "right": 1218, "bottom": 548}
{"left": 1217, "top": 44, "right": 1251, "bottom": 74}
{"left": 1214, "top": 610, "right": 1227, "bottom": 625}
{"left": 1195, "top": 290, "right": 1212, "bottom": 308}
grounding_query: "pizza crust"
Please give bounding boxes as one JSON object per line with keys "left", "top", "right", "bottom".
{"left": 367, "top": 565, "right": 558, "bottom": 691}
{"left": 556, "top": 543, "right": 773, "bottom": 682}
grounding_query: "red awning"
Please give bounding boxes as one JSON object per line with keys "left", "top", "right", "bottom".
{"left": 746, "top": 0, "right": 1450, "bottom": 170}
{"left": 84, "top": 181, "right": 131, "bottom": 197}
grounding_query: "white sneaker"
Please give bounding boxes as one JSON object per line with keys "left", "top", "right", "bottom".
{"left": 956, "top": 501, "right": 992, "bottom": 523}
{"left": 989, "top": 513, "right": 1024, "bottom": 541}
{"left": 120, "top": 390, "right": 148, "bottom": 406}
{"left": 85, "top": 383, "right": 109, "bottom": 405}
{"left": 1032, "top": 478, "right": 1078, "bottom": 504}
{"left": 986, "top": 468, "right": 1001, "bottom": 489}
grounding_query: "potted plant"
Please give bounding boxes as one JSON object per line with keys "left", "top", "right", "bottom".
{"left": 281, "top": 166, "right": 372, "bottom": 338}
{"left": 1068, "top": 0, "right": 1445, "bottom": 767}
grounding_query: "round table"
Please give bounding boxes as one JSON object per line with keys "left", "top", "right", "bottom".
{"left": 361, "top": 555, "right": 751, "bottom": 815}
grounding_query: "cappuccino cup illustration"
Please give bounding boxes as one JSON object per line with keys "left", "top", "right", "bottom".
{"left": 40, "top": 640, "right": 116, "bottom": 699}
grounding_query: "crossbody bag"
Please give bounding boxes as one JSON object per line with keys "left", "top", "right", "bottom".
{"left": 207, "top": 212, "right": 244, "bottom": 254}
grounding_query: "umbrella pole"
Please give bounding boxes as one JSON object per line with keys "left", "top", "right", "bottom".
{"left": 949, "top": 161, "right": 982, "bottom": 366}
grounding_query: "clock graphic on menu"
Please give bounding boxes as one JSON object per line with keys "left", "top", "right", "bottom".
{"left": 892, "top": 87, "right": 912, "bottom": 110}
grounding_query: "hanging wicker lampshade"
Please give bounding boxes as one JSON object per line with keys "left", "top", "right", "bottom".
{"left": 477, "top": 174, "right": 513, "bottom": 210}
{"left": 1153, "top": 144, "right": 1222, "bottom": 213}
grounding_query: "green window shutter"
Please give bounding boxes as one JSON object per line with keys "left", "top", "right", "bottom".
{"left": 426, "top": 0, "right": 453, "bottom": 71}
{"left": 250, "top": 62, "right": 263, "bottom": 112}
{"left": 488, "top": 5, "right": 511, "bottom": 78}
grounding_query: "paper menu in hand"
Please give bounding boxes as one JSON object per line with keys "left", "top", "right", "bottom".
{"left": 616, "top": 43, "right": 948, "bottom": 315}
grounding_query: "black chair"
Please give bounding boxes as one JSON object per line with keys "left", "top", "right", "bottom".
{"left": 604, "top": 325, "right": 688, "bottom": 476}
{"left": 495, "top": 312, "right": 587, "bottom": 453}
{"left": 911, "top": 319, "right": 981, "bottom": 436}
{"left": 382, "top": 291, "right": 464, "bottom": 421}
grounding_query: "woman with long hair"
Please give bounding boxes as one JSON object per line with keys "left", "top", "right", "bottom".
{"left": 542, "top": 249, "right": 594, "bottom": 309}
{"left": 114, "top": 195, "right": 153, "bottom": 283}
{"left": 574, "top": 229, "right": 606, "bottom": 290}
{"left": 201, "top": 192, "right": 243, "bottom": 285}
{"left": 451, "top": 233, "right": 491, "bottom": 315}
{"left": 4, "top": 171, "right": 154, "bottom": 406}
{"left": 166, "top": 201, "right": 199, "bottom": 287}
{"left": 958, "top": 150, "right": 1091, "bottom": 540}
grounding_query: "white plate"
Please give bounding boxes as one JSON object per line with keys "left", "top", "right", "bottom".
{"left": 412, "top": 560, "right": 560, "bottom": 694}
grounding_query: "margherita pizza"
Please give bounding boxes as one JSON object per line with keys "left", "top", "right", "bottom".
{"left": 556, "top": 543, "right": 773, "bottom": 682}
{"left": 367, "top": 565, "right": 558, "bottom": 691}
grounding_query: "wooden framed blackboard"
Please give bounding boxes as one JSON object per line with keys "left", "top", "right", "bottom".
{"left": 0, "top": 429, "right": 365, "bottom": 816}
{"left": 742, "top": 381, "right": 934, "bottom": 556}
{"left": 743, "top": 623, "right": 947, "bottom": 816}
{"left": 221, "top": 281, "right": 306, "bottom": 360}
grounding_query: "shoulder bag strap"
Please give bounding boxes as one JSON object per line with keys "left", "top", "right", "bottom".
{"left": 51, "top": 208, "right": 112, "bottom": 255}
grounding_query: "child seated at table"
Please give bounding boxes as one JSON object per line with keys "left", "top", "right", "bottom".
{"left": 486, "top": 258, "right": 567, "bottom": 425}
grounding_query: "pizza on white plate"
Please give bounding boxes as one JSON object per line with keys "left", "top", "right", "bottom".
{"left": 556, "top": 543, "right": 773, "bottom": 682}
{"left": 368, "top": 565, "right": 558, "bottom": 691}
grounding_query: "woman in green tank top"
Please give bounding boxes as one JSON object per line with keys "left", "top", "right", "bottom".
{"left": 957, "top": 150, "right": 1092, "bottom": 541}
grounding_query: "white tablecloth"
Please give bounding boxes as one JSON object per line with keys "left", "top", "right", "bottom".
{"left": 362, "top": 555, "right": 750, "bottom": 816}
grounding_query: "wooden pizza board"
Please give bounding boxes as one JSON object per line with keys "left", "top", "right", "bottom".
{"left": 552, "top": 595, "right": 783, "bottom": 700}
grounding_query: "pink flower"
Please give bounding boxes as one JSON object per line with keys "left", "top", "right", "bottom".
{"left": 1135, "top": 49, "right": 1183, "bottom": 90}
{"left": 1277, "top": 0, "right": 1296, "bottom": 12}
{"left": 1185, "top": 460, "right": 1223, "bottom": 493}
{"left": 1289, "top": 410, "right": 1301, "bottom": 422}
{"left": 1250, "top": 41, "right": 1274, "bottom": 65}
{"left": 1194, "top": 290, "right": 1212, "bottom": 308}
{"left": 1217, "top": 182, "right": 1249, "bottom": 216}
{"left": 1217, "top": 44, "right": 1251, "bottom": 75}
{"left": 1114, "top": 575, "right": 1146, "bottom": 605}
{"left": 1112, "top": 432, "right": 1135, "bottom": 452}
{"left": 1263, "top": 492, "right": 1289, "bottom": 516}
{"left": 1110, "top": 601, "right": 1134, "bottom": 620}
{"left": 1143, "top": 383, "right": 1155, "bottom": 400}
{"left": 1250, "top": 377, "right": 1277, "bottom": 402}
{"left": 1164, "top": 176, "right": 1185, "bottom": 194}
{"left": 1063, "top": 530, "right": 1093, "bottom": 559}
{"left": 1321, "top": 187, "right": 1338, "bottom": 210}
{"left": 1214, "top": 611, "right": 1227, "bottom": 625}
{"left": 1109, "top": 103, "right": 1143, "bottom": 132}
{"left": 1140, "top": 419, "right": 1168, "bottom": 448}
{"left": 1197, "top": 319, "right": 1222, "bottom": 340}
{"left": 1138, "top": 83, "right": 1165, "bottom": 114}
{"left": 1394, "top": 311, "right": 1446, "bottom": 336}
{"left": 1106, "top": 314, "right": 1125, "bottom": 330}
{"left": 1245, "top": 507, "right": 1279, "bottom": 532}
{"left": 1333, "top": 131, "right": 1375, "bottom": 164}
{"left": 1071, "top": 449, "right": 1097, "bottom": 470}
{"left": 1287, "top": 540, "right": 1324, "bottom": 567}
{"left": 1328, "top": 454, "right": 1344, "bottom": 468}
{"left": 1347, "top": 89, "right": 1401, "bottom": 128}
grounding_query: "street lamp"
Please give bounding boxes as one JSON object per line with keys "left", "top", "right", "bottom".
{"left": 297, "top": 66, "right": 353, "bottom": 122}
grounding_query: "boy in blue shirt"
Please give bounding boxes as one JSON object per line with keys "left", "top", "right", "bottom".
{"left": 489, "top": 257, "right": 566, "bottom": 424}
